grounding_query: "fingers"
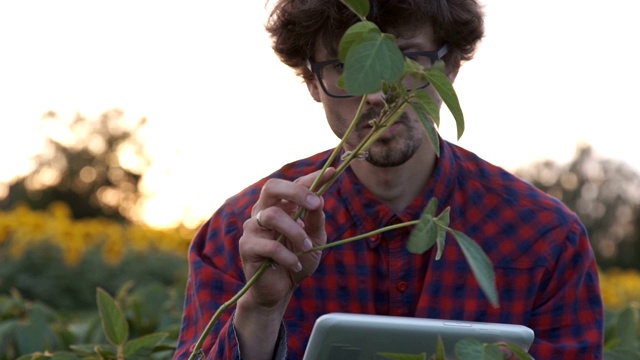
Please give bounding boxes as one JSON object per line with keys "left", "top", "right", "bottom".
{"left": 243, "top": 168, "right": 335, "bottom": 273}
{"left": 252, "top": 168, "right": 336, "bottom": 217}
{"left": 240, "top": 232, "right": 304, "bottom": 273}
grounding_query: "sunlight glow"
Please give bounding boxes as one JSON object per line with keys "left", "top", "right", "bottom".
{"left": 1, "top": 0, "right": 639, "bottom": 228}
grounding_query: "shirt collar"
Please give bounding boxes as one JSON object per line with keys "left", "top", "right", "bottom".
{"left": 333, "top": 139, "right": 457, "bottom": 248}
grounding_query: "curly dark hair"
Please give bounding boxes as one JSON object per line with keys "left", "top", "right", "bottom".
{"left": 266, "top": 0, "right": 484, "bottom": 81}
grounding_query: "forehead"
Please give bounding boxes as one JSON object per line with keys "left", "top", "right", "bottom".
{"left": 313, "top": 24, "right": 436, "bottom": 61}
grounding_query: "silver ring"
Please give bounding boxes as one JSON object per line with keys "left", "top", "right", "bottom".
{"left": 256, "top": 210, "right": 269, "bottom": 230}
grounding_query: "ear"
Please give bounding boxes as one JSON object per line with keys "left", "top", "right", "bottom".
{"left": 447, "top": 66, "right": 460, "bottom": 83}
{"left": 306, "top": 79, "right": 322, "bottom": 103}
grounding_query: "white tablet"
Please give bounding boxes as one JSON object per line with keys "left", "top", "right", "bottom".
{"left": 303, "top": 313, "right": 534, "bottom": 360}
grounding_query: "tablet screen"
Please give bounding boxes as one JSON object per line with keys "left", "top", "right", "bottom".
{"left": 303, "top": 313, "right": 534, "bottom": 360}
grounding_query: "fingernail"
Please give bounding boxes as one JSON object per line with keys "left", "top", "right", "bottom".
{"left": 306, "top": 194, "right": 320, "bottom": 208}
{"left": 294, "top": 262, "right": 302, "bottom": 273}
{"left": 303, "top": 237, "right": 313, "bottom": 251}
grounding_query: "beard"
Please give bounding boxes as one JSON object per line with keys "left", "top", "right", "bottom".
{"left": 365, "top": 136, "right": 422, "bottom": 167}
{"left": 329, "top": 106, "right": 427, "bottom": 168}
{"left": 356, "top": 110, "right": 425, "bottom": 168}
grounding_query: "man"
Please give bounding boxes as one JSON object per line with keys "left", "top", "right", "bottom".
{"left": 175, "top": 1, "right": 604, "bottom": 359}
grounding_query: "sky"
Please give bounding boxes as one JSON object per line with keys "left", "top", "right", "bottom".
{"left": 1, "top": 0, "right": 639, "bottom": 228}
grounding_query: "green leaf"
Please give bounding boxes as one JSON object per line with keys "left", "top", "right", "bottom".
{"left": 434, "top": 208, "right": 450, "bottom": 260}
{"left": 435, "top": 335, "right": 446, "bottom": 359}
{"left": 15, "top": 318, "right": 56, "bottom": 356}
{"left": 338, "top": 21, "right": 380, "bottom": 62}
{"left": 51, "top": 353, "right": 82, "bottom": 360}
{"left": 615, "top": 307, "right": 638, "bottom": 349}
{"left": 16, "top": 355, "right": 48, "bottom": 360}
{"left": 0, "top": 318, "right": 19, "bottom": 342}
{"left": 414, "top": 89, "right": 441, "bottom": 127}
{"left": 409, "top": 218, "right": 438, "bottom": 255}
{"left": 96, "top": 287, "right": 129, "bottom": 346}
{"left": 483, "top": 343, "right": 506, "bottom": 360}
{"left": 425, "top": 64, "right": 465, "bottom": 139}
{"left": 124, "top": 332, "right": 168, "bottom": 357}
{"left": 410, "top": 91, "right": 440, "bottom": 156}
{"left": 450, "top": 229, "right": 499, "bottom": 307}
{"left": 604, "top": 348, "right": 640, "bottom": 360}
{"left": 454, "top": 338, "right": 484, "bottom": 359}
{"left": 377, "top": 352, "right": 427, "bottom": 360}
{"left": 453, "top": 340, "right": 506, "bottom": 360}
{"left": 503, "top": 343, "right": 535, "bottom": 360}
{"left": 343, "top": 37, "right": 404, "bottom": 96}
{"left": 340, "top": 0, "right": 370, "bottom": 18}
{"left": 407, "top": 198, "right": 439, "bottom": 254}
{"left": 425, "top": 197, "right": 438, "bottom": 216}
{"left": 69, "top": 344, "right": 100, "bottom": 355}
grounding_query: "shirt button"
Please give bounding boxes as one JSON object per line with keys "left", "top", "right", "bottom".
{"left": 396, "top": 281, "right": 408, "bottom": 292}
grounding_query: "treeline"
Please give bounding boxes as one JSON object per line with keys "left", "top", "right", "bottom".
{"left": 1, "top": 110, "right": 639, "bottom": 270}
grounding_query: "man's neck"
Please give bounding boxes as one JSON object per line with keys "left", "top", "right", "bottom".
{"left": 349, "top": 145, "right": 437, "bottom": 213}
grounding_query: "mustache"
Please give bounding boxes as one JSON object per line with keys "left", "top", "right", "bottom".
{"left": 357, "top": 107, "right": 409, "bottom": 127}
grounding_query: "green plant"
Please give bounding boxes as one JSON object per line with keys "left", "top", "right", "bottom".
{"left": 189, "top": 0, "right": 506, "bottom": 359}
{"left": 603, "top": 305, "right": 640, "bottom": 359}
{"left": 0, "top": 241, "right": 187, "bottom": 311}
{"left": 377, "top": 336, "right": 533, "bottom": 360}
{"left": 2, "top": 282, "right": 183, "bottom": 360}
{"left": 0, "top": 290, "right": 74, "bottom": 359}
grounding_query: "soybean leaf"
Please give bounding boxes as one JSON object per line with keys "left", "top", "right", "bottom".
{"left": 344, "top": 37, "right": 404, "bottom": 96}
{"left": 124, "top": 332, "right": 168, "bottom": 357}
{"left": 425, "top": 197, "right": 438, "bottom": 216}
{"left": 434, "top": 208, "right": 450, "bottom": 260}
{"left": 450, "top": 229, "right": 499, "bottom": 308}
{"left": 69, "top": 344, "right": 99, "bottom": 354}
{"left": 340, "top": 0, "right": 370, "bottom": 18}
{"left": 414, "top": 88, "right": 441, "bottom": 127}
{"left": 377, "top": 352, "right": 428, "bottom": 360}
{"left": 408, "top": 198, "right": 439, "bottom": 254}
{"left": 0, "top": 319, "right": 19, "bottom": 342}
{"left": 616, "top": 307, "right": 638, "bottom": 349}
{"left": 96, "top": 287, "right": 129, "bottom": 346}
{"left": 408, "top": 218, "right": 438, "bottom": 254}
{"left": 604, "top": 348, "right": 640, "bottom": 360}
{"left": 434, "top": 229, "right": 447, "bottom": 261}
{"left": 454, "top": 338, "right": 484, "bottom": 359}
{"left": 503, "top": 343, "right": 535, "bottom": 360}
{"left": 454, "top": 339, "right": 506, "bottom": 360}
{"left": 70, "top": 344, "right": 117, "bottom": 358}
{"left": 436, "top": 335, "right": 446, "bottom": 359}
{"left": 411, "top": 90, "right": 441, "bottom": 156}
{"left": 16, "top": 356, "right": 47, "bottom": 360}
{"left": 435, "top": 207, "right": 450, "bottom": 227}
{"left": 51, "top": 354, "right": 81, "bottom": 360}
{"left": 483, "top": 344, "right": 506, "bottom": 360}
{"left": 338, "top": 21, "right": 380, "bottom": 62}
{"left": 425, "top": 63, "right": 464, "bottom": 139}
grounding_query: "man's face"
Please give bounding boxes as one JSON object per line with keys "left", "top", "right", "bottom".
{"left": 307, "top": 25, "right": 447, "bottom": 168}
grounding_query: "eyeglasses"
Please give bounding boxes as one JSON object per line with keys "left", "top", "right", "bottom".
{"left": 307, "top": 44, "right": 449, "bottom": 98}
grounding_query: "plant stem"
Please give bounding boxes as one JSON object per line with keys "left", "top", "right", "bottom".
{"left": 297, "top": 220, "right": 419, "bottom": 255}
{"left": 187, "top": 259, "right": 273, "bottom": 360}
{"left": 188, "top": 92, "right": 414, "bottom": 360}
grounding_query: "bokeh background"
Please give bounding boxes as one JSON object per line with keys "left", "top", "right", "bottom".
{"left": 1, "top": 0, "right": 639, "bottom": 358}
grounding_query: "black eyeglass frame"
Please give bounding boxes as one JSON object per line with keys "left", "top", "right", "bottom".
{"left": 307, "top": 44, "right": 449, "bottom": 98}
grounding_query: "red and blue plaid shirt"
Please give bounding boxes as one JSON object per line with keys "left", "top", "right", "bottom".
{"left": 174, "top": 140, "right": 604, "bottom": 359}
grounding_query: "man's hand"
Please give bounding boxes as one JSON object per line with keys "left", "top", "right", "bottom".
{"left": 234, "top": 168, "right": 335, "bottom": 360}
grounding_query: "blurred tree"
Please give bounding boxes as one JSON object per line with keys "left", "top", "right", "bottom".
{"left": 516, "top": 144, "right": 640, "bottom": 270}
{"left": 0, "top": 109, "right": 149, "bottom": 223}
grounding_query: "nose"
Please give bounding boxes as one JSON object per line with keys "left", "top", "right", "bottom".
{"left": 365, "top": 90, "right": 387, "bottom": 106}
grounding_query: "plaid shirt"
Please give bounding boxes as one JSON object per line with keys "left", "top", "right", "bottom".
{"left": 174, "top": 140, "right": 604, "bottom": 359}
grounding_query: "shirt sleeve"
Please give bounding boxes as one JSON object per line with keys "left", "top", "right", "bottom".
{"left": 173, "top": 202, "right": 251, "bottom": 360}
{"left": 528, "top": 219, "right": 604, "bottom": 358}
